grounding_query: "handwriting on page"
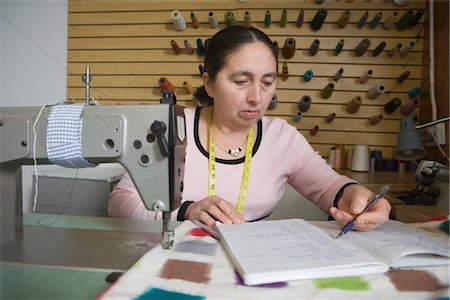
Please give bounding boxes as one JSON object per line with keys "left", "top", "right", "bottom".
{"left": 221, "top": 219, "right": 377, "bottom": 271}
{"left": 339, "top": 220, "right": 449, "bottom": 263}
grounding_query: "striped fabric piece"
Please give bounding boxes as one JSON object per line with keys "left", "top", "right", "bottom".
{"left": 46, "top": 104, "right": 95, "bottom": 168}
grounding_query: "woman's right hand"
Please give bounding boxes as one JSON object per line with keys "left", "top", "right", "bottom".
{"left": 184, "top": 196, "right": 245, "bottom": 227}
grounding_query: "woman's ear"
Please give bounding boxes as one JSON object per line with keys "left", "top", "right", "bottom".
{"left": 203, "top": 72, "right": 214, "bottom": 98}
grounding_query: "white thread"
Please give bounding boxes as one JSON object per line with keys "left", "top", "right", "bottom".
{"left": 171, "top": 10, "right": 186, "bottom": 31}
{"left": 207, "top": 11, "right": 218, "bottom": 28}
{"left": 32, "top": 104, "right": 53, "bottom": 212}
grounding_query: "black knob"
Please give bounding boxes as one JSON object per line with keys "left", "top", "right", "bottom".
{"left": 151, "top": 121, "right": 170, "bottom": 157}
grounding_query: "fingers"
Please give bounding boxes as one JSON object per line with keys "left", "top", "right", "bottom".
{"left": 329, "top": 206, "right": 354, "bottom": 225}
{"left": 215, "top": 199, "right": 245, "bottom": 224}
{"left": 186, "top": 197, "right": 245, "bottom": 227}
{"left": 353, "top": 199, "right": 391, "bottom": 230}
{"left": 330, "top": 199, "right": 391, "bottom": 231}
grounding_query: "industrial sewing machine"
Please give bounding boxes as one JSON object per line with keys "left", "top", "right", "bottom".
{"left": 0, "top": 104, "right": 186, "bottom": 255}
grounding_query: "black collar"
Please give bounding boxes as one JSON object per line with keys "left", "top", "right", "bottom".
{"left": 193, "top": 106, "right": 262, "bottom": 165}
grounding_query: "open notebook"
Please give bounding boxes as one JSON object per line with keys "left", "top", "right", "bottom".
{"left": 216, "top": 219, "right": 450, "bottom": 286}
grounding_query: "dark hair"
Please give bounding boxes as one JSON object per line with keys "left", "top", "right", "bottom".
{"left": 193, "top": 26, "right": 278, "bottom": 106}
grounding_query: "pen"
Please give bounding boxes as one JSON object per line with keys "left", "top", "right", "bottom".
{"left": 334, "top": 184, "right": 391, "bottom": 240}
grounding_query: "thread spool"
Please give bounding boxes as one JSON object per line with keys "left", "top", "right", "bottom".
{"left": 170, "top": 40, "right": 181, "bottom": 54}
{"left": 388, "top": 43, "right": 402, "bottom": 57}
{"left": 337, "top": 10, "right": 351, "bottom": 28}
{"left": 357, "top": 11, "right": 368, "bottom": 29}
{"left": 282, "top": 38, "right": 296, "bottom": 59}
{"left": 321, "top": 83, "right": 334, "bottom": 99}
{"left": 400, "top": 99, "right": 419, "bottom": 115}
{"left": 310, "top": 125, "right": 319, "bottom": 136}
{"left": 329, "top": 147, "right": 336, "bottom": 168}
{"left": 281, "top": 61, "right": 289, "bottom": 81}
{"left": 325, "top": 112, "right": 336, "bottom": 123}
{"left": 280, "top": 9, "right": 288, "bottom": 27}
{"left": 309, "top": 39, "right": 320, "bottom": 56}
{"left": 355, "top": 38, "right": 371, "bottom": 56}
{"left": 198, "top": 64, "right": 204, "bottom": 76}
{"left": 183, "top": 81, "right": 193, "bottom": 94}
{"left": 384, "top": 98, "right": 402, "bottom": 113}
{"left": 371, "top": 150, "right": 382, "bottom": 160}
{"left": 303, "top": 69, "right": 314, "bottom": 81}
{"left": 351, "top": 145, "right": 370, "bottom": 172}
{"left": 396, "top": 10, "right": 414, "bottom": 31}
{"left": 273, "top": 41, "right": 279, "bottom": 54}
{"left": 384, "top": 159, "right": 399, "bottom": 172}
{"left": 196, "top": 38, "right": 205, "bottom": 56}
{"left": 409, "top": 9, "right": 424, "bottom": 28}
{"left": 171, "top": 10, "right": 186, "bottom": 31}
{"left": 190, "top": 11, "right": 200, "bottom": 28}
{"left": 334, "top": 39, "right": 345, "bottom": 55}
{"left": 383, "top": 11, "right": 398, "bottom": 29}
{"left": 346, "top": 148, "right": 353, "bottom": 169}
{"left": 224, "top": 11, "right": 236, "bottom": 27}
{"left": 159, "top": 77, "right": 175, "bottom": 93}
{"left": 372, "top": 41, "right": 386, "bottom": 57}
{"left": 408, "top": 87, "right": 422, "bottom": 98}
{"left": 369, "top": 12, "right": 383, "bottom": 29}
{"left": 371, "top": 151, "right": 382, "bottom": 171}
{"left": 311, "top": 8, "right": 328, "bottom": 31}
{"left": 397, "top": 70, "right": 410, "bottom": 83}
{"left": 207, "top": 11, "right": 218, "bottom": 28}
{"left": 372, "top": 157, "right": 381, "bottom": 172}
{"left": 243, "top": 10, "right": 252, "bottom": 27}
{"left": 293, "top": 111, "right": 303, "bottom": 122}
{"left": 333, "top": 67, "right": 344, "bottom": 81}
{"left": 369, "top": 114, "right": 383, "bottom": 125}
{"left": 346, "top": 96, "right": 362, "bottom": 114}
{"left": 359, "top": 69, "right": 373, "bottom": 84}
{"left": 181, "top": 40, "right": 193, "bottom": 55}
{"left": 264, "top": 10, "right": 272, "bottom": 27}
{"left": 334, "top": 148, "right": 342, "bottom": 171}
{"left": 336, "top": 144, "right": 346, "bottom": 170}
{"left": 296, "top": 9, "right": 304, "bottom": 27}
{"left": 298, "top": 95, "right": 311, "bottom": 112}
{"left": 367, "top": 84, "right": 385, "bottom": 99}
{"left": 268, "top": 95, "right": 278, "bottom": 110}
{"left": 399, "top": 40, "right": 415, "bottom": 57}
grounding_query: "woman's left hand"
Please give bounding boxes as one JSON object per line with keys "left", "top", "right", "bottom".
{"left": 329, "top": 184, "right": 391, "bottom": 231}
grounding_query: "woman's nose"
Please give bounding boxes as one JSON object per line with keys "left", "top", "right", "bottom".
{"left": 246, "top": 83, "right": 262, "bottom": 104}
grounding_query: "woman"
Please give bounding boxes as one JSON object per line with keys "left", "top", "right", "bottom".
{"left": 108, "top": 25, "right": 391, "bottom": 230}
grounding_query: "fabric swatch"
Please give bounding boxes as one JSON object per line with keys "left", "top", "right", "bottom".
{"left": 135, "top": 287, "right": 204, "bottom": 300}
{"left": 174, "top": 240, "right": 217, "bottom": 256}
{"left": 190, "top": 228, "right": 214, "bottom": 238}
{"left": 388, "top": 269, "right": 449, "bottom": 292}
{"left": 158, "top": 259, "right": 211, "bottom": 284}
{"left": 235, "top": 273, "right": 288, "bottom": 288}
{"left": 314, "top": 276, "right": 370, "bottom": 291}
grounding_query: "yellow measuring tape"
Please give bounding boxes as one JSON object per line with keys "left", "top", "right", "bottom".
{"left": 208, "top": 107, "right": 254, "bottom": 214}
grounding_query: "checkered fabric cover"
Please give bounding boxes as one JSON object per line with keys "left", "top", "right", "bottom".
{"left": 46, "top": 104, "right": 95, "bottom": 168}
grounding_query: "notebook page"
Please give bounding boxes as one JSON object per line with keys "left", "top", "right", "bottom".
{"left": 312, "top": 220, "right": 450, "bottom": 267}
{"left": 217, "top": 219, "right": 386, "bottom": 284}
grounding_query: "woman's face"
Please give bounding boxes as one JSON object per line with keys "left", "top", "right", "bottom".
{"left": 204, "top": 41, "right": 277, "bottom": 129}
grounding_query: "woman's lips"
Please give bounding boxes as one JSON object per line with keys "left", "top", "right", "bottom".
{"left": 240, "top": 110, "right": 259, "bottom": 120}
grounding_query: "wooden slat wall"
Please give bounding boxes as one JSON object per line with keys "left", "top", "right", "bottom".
{"left": 67, "top": 0, "right": 427, "bottom": 158}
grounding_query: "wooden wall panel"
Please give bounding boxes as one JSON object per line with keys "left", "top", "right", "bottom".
{"left": 67, "top": 0, "right": 427, "bottom": 159}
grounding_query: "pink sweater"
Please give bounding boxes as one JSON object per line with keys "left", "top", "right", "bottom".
{"left": 108, "top": 107, "right": 355, "bottom": 221}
